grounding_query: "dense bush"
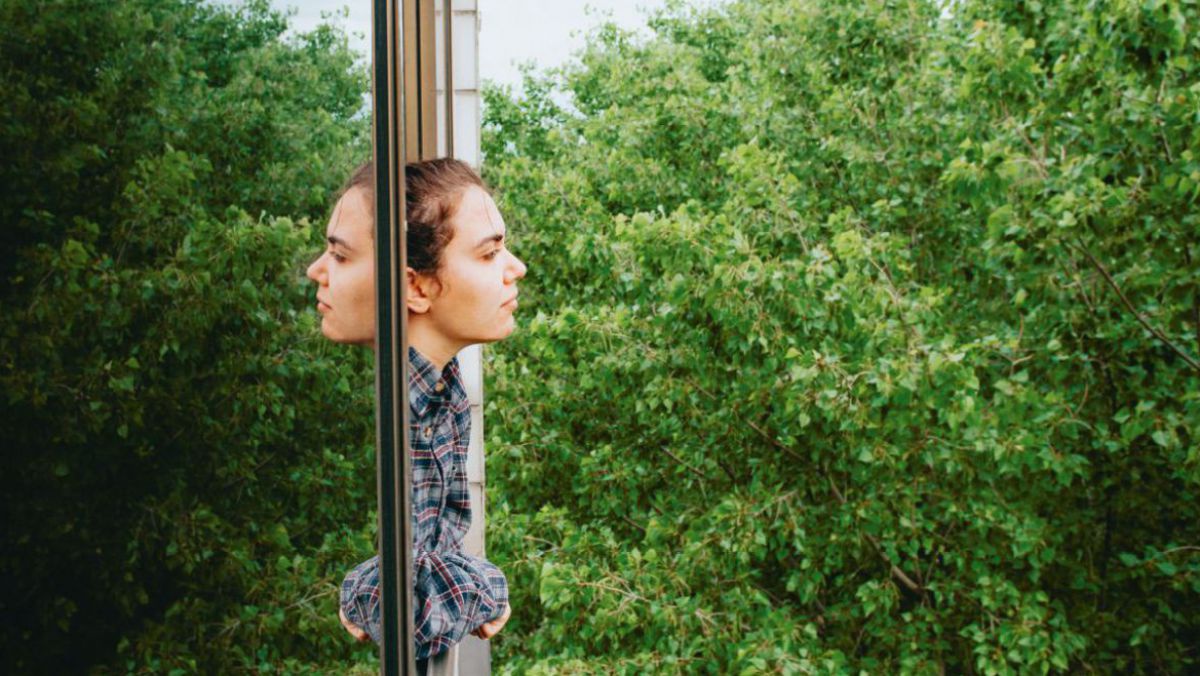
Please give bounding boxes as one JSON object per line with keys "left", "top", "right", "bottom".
{"left": 0, "top": 0, "right": 378, "bottom": 671}
{"left": 481, "top": 0, "right": 1200, "bottom": 672}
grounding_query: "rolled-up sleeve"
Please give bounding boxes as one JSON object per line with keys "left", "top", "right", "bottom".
{"left": 340, "top": 550, "right": 509, "bottom": 659}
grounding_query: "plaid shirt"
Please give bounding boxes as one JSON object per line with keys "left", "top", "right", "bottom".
{"left": 340, "top": 347, "right": 508, "bottom": 659}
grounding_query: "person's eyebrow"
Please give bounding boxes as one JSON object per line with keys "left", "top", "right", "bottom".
{"left": 327, "top": 235, "right": 353, "bottom": 251}
{"left": 475, "top": 232, "right": 505, "bottom": 249}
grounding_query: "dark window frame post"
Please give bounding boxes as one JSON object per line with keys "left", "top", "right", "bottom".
{"left": 371, "top": 0, "right": 413, "bottom": 673}
{"left": 373, "top": 0, "right": 443, "bottom": 674}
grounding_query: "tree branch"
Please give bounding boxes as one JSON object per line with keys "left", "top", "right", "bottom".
{"left": 1156, "top": 546, "right": 1200, "bottom": 557}
{"left": 620, "top": 514, "right": 647, "bottom": 535}
{"left": 659, "top": 446, "right": 711, "bottom": 483}
{"left": 745, "top": 420, "right": 924, "bottom": 593}
{"left": 1075, "top": 241, "right": 1200, "bottom": 373}
{"left": 1184, "top": 245, "right": 1200, "bottom": 355}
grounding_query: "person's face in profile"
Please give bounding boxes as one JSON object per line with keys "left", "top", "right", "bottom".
{"left": 306, "top": 186, "right": 377, "bottom": 346}
{"left": 411, "top": 185, "right": 528, "bottom": 347}
{"left": 308, "top": 182, "right": 527, "bottom": 350}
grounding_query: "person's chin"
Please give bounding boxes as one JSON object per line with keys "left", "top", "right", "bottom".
{"left": 321, "top": 322, "right": 362, "bottom": 345}
{"left": 474, "top": 325, "right": 515, "bottom": 345}
{"left": 321, "top": 319, "right": 341, "bottom": 339}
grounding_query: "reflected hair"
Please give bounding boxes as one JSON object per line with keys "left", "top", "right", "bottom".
{"left": 341, "top": 157, "right": 488, "bottom": 278}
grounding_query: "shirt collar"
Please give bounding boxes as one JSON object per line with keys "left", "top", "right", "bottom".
{"left": 408, "top": 345, "right": 466, "bottom": 418}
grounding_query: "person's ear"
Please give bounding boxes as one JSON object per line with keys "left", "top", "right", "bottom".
{"left": 405, "top": 267, "right": 438, "bottom": 314}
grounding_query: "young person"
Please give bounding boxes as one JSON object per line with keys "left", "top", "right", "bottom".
{"left": 306, "top": 158, "right": 524, "bottom": 665}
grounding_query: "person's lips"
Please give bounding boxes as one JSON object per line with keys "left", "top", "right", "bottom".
{"left": 317, "top": 297, "right": 331, "bottom": 312}
{"left": 503, "top": 293, "right": 519, "bottom": 308}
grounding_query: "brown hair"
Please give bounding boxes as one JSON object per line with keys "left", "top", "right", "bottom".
{"left": 340, "top": 157, "right": 488, "bottom": 277}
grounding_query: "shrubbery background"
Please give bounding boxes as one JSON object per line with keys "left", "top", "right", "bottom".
{"left": 3, "top": 0, "right": 1198, "bottom": 673}
{"left": 483, "top": 0, "right": 1200, "bottom": 671}
{"left": 1, "top": 1, "right": 376, "bottom": 672}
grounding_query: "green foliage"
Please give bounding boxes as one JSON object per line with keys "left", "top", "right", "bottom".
{"left": 482, "top": 0, "right": 1200, "bottom": 672}
{"left": 0, "top": 0, "right": 376, "bottom": 671}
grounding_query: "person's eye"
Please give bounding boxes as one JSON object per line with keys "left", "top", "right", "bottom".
{"left": 483, "top": 248, "right": 501, "bottom": 261}
{"left": 330, "top": 250, "right": 347, "bottom": 263}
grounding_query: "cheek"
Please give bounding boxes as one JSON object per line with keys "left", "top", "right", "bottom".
{"left": 352, "top": 267, "right": 378, "bottom": 336}
{"left": 331, "top": 264, "right": 375, "bottom": 321}
{"left": 466, "top": 267, "right": 505, "bottom": 310}
{"left": 351, "top": 262, "right": 375, "bottom": 300}
{"left": 434, "top": 259, "right": 508, "bottom": 330}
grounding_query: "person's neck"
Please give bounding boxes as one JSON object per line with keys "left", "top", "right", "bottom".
{"left": 405, "top": 318, "right": 464, "bottom": 371}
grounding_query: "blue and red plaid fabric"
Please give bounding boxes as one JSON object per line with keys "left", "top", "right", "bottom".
{"left": 340, "top": 347, "right": 508, "bottom": 659}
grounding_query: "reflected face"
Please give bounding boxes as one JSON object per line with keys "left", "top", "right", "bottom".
{"left": 306, "top": 187, "right": 376, "bottom": 346}
{"left": 306, "top": 184, "right": 527, "bottom": 350}
{"left": 419, "top": 185, "right": 528, "bottom": 346}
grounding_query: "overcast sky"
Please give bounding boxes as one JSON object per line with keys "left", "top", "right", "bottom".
{"left": 277, "top": 0, "right": 669, "bottom": 90}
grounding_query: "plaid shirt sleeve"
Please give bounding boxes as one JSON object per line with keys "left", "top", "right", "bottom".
{"left": 339, "top": 549, "right": 508, "bottom": 659}
{"left": 339, "top": 348, "right": 508, "bottom": 659}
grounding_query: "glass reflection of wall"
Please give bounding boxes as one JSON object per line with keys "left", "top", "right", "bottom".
{"left": 433, "top": 1, "right": 492, "bottom": 673}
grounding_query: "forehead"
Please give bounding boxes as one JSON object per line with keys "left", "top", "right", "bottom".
{"left": 447, "top": 186, "right": 504, "bottom": 247}
{"left": 327, "top": 187, "right": 374, "bottom": 247}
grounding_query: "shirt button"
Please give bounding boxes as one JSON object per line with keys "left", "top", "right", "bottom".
{"left": 434, "top": 382, "right": 445, "bottom": 393}
{"left": 423, "top": 427, "right": 433, "bottom": 439}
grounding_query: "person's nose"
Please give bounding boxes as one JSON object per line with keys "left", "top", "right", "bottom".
{"left": 505, "top": 251, "right": 527, "bottom": 283}
{"left": 306, "top": 253, "right": 327, "bottom": 284}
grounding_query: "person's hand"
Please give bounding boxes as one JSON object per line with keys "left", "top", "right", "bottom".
{"left": 339, "top": 607, "right": 369, "bottom": 642}
{"left": 471, "top": 603, "right": 510, "bottom": 640}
